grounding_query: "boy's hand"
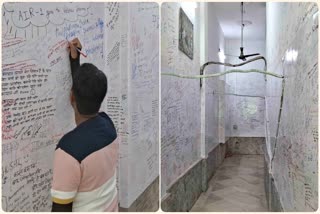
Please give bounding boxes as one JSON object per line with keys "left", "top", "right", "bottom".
{"left": 68, "top": 38, "right": 82, "bottom": 59}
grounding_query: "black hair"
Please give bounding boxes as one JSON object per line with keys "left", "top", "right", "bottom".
{"left": 72, "top": 63, "right": 107, "bottom": 115}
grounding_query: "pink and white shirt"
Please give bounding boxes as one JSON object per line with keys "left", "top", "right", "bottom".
{"left": 51, "top": 112, "right": 119, "bottom": 211}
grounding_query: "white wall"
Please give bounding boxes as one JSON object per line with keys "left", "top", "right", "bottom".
{"left": 1, "top": 2, "right": 159, "bottom": 211}
{"left": 204, "top": 3, "right": 226, "bottom": 154}
{"left": 161, "top": 2, "right": 201, "bottom": 196}
{"left": 266, "top": 2, "right": 318, "bottom": 211}
{"left": 104, "top": 3, "right": 159, "bottom": 208}
{"left": 160, "top": 3, "right": 227, "bottom": 198}
{"left": 225, "top": 39, "right": 266, "bottom": 137}
{"left": 1, "top": 3, "right": 105, "bottom": 211}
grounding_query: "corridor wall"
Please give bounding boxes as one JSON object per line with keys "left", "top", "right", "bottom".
{"left": 266, "top": 2, "right": 318, "bottom": 211}
{"left": 204, "top": 3, "right": 226, "bottom": 153}
{"left": 225, "top": 39, "right": 266, "bottom": 137}
{"left": 103, "top": 2, "right": 159, "bottom": 209}
{"left": 161, "top": 2, "right": 201, "bottom": 196}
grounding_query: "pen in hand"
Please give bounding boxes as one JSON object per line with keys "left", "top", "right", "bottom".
{"left": 67, "top": 39, "right": 87, "bottom": 58}
{"left": 74, "top": 46, "right": 87, "bottom": 58}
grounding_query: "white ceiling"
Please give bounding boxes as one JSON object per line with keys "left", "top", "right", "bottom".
{"left": 211, "top": 2, "right": 266, "bottom": 40}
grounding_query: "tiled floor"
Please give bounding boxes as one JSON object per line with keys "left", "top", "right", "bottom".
{"left": 191, "top": 155, "right": 268, "bottom": 212}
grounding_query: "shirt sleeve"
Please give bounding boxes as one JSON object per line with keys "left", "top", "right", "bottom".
{"left": 51, "top": 148, "right": 81, "bottom": 204}
{"left": 69, "top": 49, "right": 81, "bottom": 81}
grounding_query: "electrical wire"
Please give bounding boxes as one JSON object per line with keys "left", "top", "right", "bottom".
{"left": 161, "top": 69, "right": 284, "bottom": 79}
{"left": 211, "top": 92, "right": 265, "bottom": 99}
{"left": 270, "top": 71, "right": 286, "bottom": 172}
{"left": 241, "top": 2, "right": 244, "bottom": 48}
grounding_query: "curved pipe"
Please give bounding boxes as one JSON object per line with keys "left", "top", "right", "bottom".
{"left": 200, "top": 56, "right": 267, "bottom": 87}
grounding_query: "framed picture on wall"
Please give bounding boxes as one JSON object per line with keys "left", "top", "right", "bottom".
{"left": 179, "top": 7, "right": 193, "bottom": 60}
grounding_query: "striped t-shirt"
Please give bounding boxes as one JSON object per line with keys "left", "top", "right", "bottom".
{"left": 51, "top": 112, "right": 118, "bottom": 211}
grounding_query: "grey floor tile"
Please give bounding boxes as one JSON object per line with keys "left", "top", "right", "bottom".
{"left": 191, "top": 155, "right": 268, "bottom": 212}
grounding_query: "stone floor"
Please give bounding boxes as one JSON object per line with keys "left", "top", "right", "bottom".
{"left": 191, "top": 155, "right": 268, "bottom": 212}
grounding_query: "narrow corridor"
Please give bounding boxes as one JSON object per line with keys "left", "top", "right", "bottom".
{"left": 191, "top": 155, "right": 268, "bottom": 212}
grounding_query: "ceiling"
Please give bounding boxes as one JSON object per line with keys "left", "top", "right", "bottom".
{"left": 211, "top": 2, "right": 266, "bottom": 40}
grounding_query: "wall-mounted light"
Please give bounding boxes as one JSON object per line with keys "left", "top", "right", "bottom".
{"left": 284, "top": 49, "right": 298, "bottom": 62}
{"left": 218, "top": 48, "right": 226, "bottom": 61}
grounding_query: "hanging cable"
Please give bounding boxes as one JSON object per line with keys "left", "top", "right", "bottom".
{"left": 162, "top": 69, "right": 284, "bottom": 79}
{"left": 211, "top": 92, "right": 266, "bottom": 99}
{"left": 241, "top": 2, "right": 244, "bottom": 48}
{"left": 269, "top": 64, "right": 286, "bottom": 173}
